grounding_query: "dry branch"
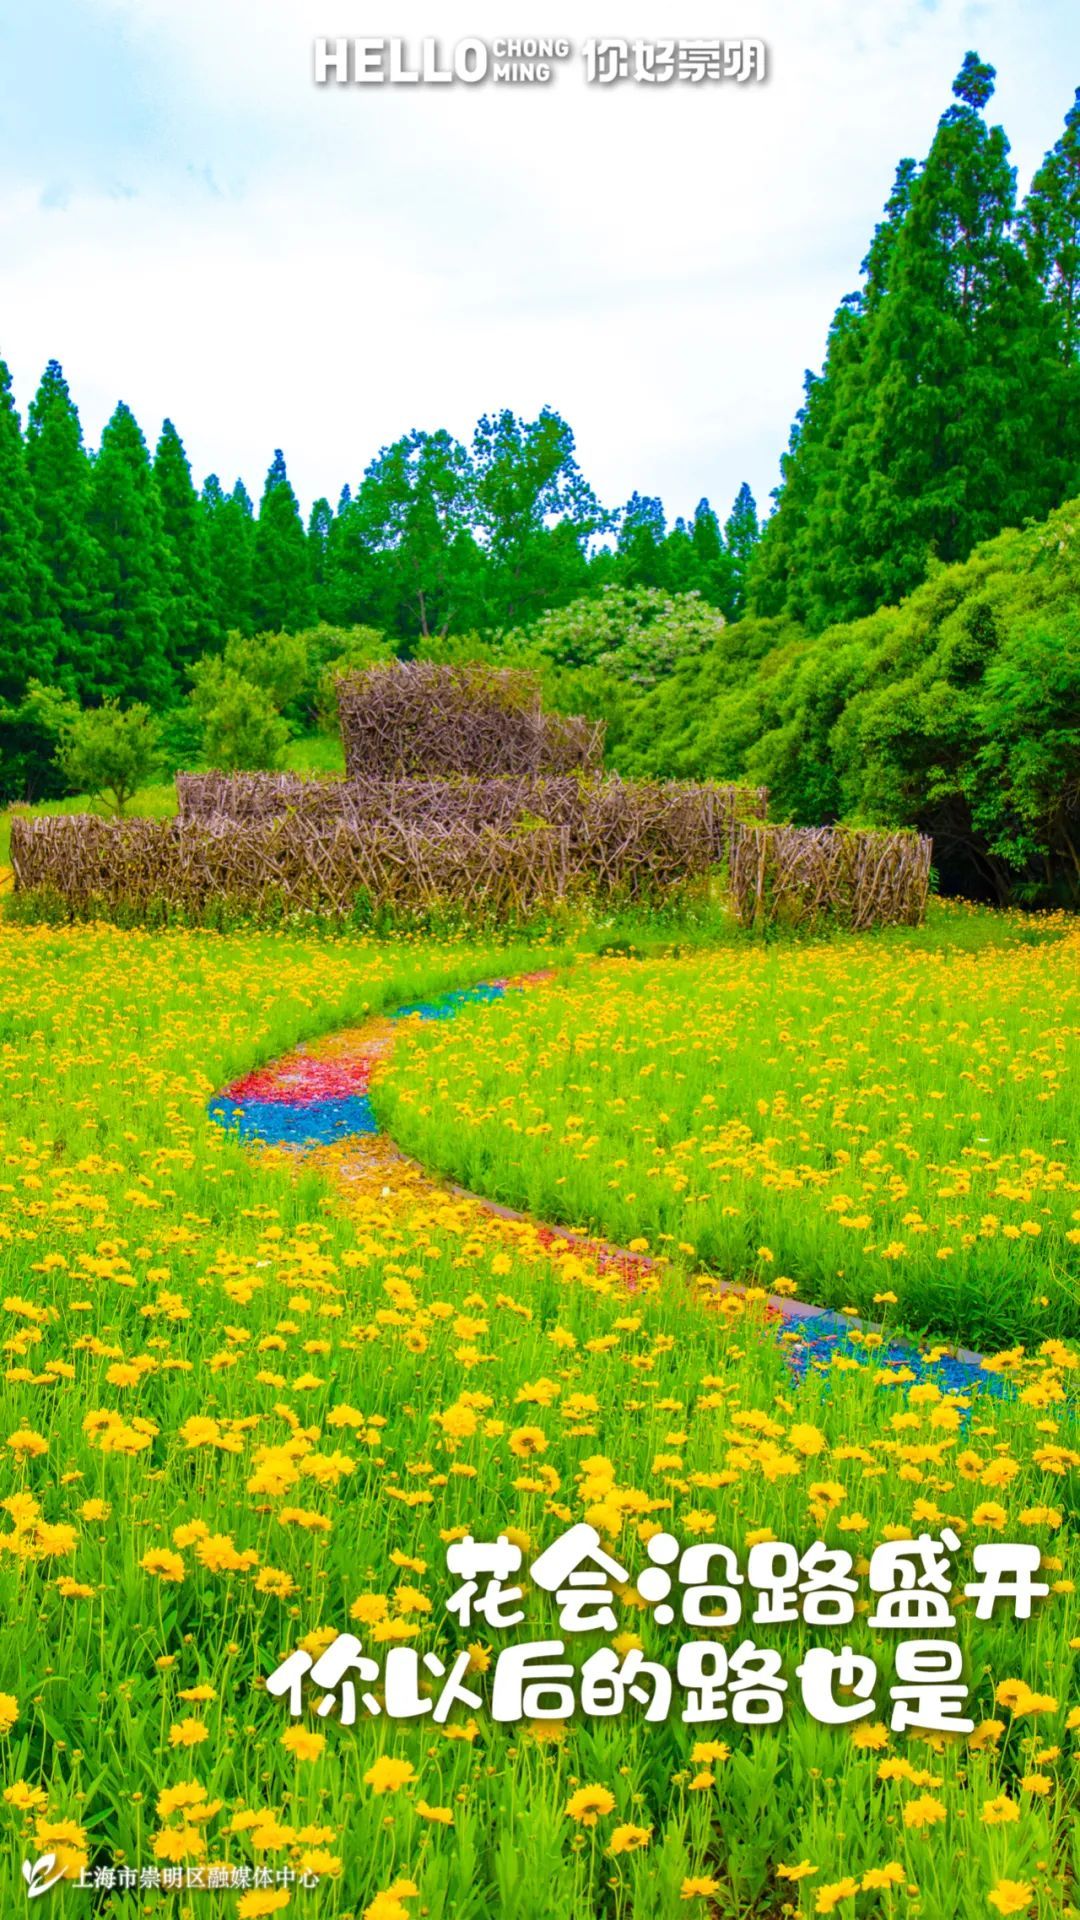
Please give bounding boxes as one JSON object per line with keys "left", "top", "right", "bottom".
{"left": 336, "top": 662, "right": 604, "bottom": 778}
{"left": 730, "top": 824, "right": 932, "bottom": 930}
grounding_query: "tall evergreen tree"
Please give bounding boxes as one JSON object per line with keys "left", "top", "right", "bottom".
{"left": 308, "top": 495, "right": 333, "bottom": 597}
{"left": 748, "top": 160, "right": 917, "bottom": 622}
{"left": 0, "top": 357, "right": 56, "bottom": 702}
{"left": 154, "top": 419, "right": 217, "bottom": 670}
{"left": 723, "top": 482, "right": 760, "bottom": 618}
{"left": 1021, "top": 88, "right": 1080, "bottom": 362}
{"left": 203, "top": 476, "right": 256, "bottom": 636}
{"left": 87, "top": 402, "right": 175, "bottom": 705}
{"left": 751, "top": 59, "right": 1070, "bottom": 627}
{"left": 252, "top": 450, "right": 314, "bottom": 631}
{"left": 24, "top": 359, "right": 100, "bottom": 699}
{"left": 848, "top": 54, "right": 1062, "bottom": 608}
{"left": 616, "top": 494, "right": 667, "bottom": 587}
{"left": 1018, "top": 89, "right": 1080, "bottom": 507}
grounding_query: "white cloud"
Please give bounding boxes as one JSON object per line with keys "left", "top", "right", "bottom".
{"left": 1, "top": 0, "right": 1077, "bottom": 523}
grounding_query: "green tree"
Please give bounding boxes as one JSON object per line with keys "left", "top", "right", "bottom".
{"left": 750, "top": 59, "right": 1073, "bottom": 628}
{"left": 615, "top": 494, "right": 667, "bottom": 589}
{"left": 87, "top": 402, "right": 176, "bottom": 706}
{"left": 343, "top": 430, "right": 482, "bottom": 646}
{"left": 0, "top": 357, "right": 56, "bottom": 704}
{"left": 1020, "top": 87, "right": 1080, "bottom": 362}
{"left": 252, "top": 450, "right": 314, "bottom": 632}
{"left": 222, "top": 629, "right": 310, "bottom": 716}
{"left": 509, "top": 583, "right": 726, "bottom": 688}
{"left": 24, "top": 359, "right": 101, "bottom": 700}
{"left": 723, "top": 483, "right": 760, "bottom": 618}
{"left": 748, "top": 159, "right": 917, "bottom": 623}
{"left": 308, "top": 495, "right": 334, "bottom": 597}
{"left": 203, "top": 476, "right": 256, "bottom": 636}
{"left": 154, "top": 420, "right": 218, "bottom": 669}
{"left": 472, "top": 408, "right": 608, "bottom": 626}
{"left": 187, "top": 660, "right": 289, "bottom": 770}
{"left": 1018, "top": 89, "right": 1080, "bottom": 509}
{"left": 55, "top": 699, "right": 161, "bottom": 815}
{"left": 848, "top": 55, "right": 1063, "bottom": 609}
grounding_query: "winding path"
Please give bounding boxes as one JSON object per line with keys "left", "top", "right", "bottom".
{"left": 208, "top": 970, "right": 993, "bottom": 1396}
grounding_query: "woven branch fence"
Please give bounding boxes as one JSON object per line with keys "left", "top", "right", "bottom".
{"left": 11, "top": 812, "right": 930, "bottom": 930}
{"left": 730, "top": 825, "right": 932, "bottom": 930}
{"left": 336, "top": 662, "right": 604, "bottom": 778}
{"left": 10, "top": 815, "right": 568, "bottom": 922}
{"left": 177, "top": 771, "right": 768, "bottom": 870}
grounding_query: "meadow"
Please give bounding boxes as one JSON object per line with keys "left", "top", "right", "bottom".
{"left": 0, "top": 906, "right": 1077, "bottom": 1919}
{"left": 375, "top": 907, "right": 1080, "bottom": 1351}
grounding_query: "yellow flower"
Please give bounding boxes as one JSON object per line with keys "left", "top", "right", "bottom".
{"left": 168, "top": 1718, "right": 209, "bottom": 1748}
{"left": 565, "top": 1784, "right": 615, "bottom": 1827}
{"left": 981, "top": 1794, "right": 1019, "bottom": 1825}
{"left": 680, "top": 1877, "right": 720, "bottom": 1898}
{"left": 851, "top": 1722, "right": 889, "bottom": 1750}
{"left": 815, "top": 1879, "right": 860, "bottom": 1914}
{"left": 861, "top": 1865, "right": 906, "bottom": 1890}
{"left": 281, "top": 1727, "right": 326, "bottom": 1762}
{"left": 4, "top": 1780, "right": 46, "bottom": 1811}
{"left": 416, "top": 1800, "right": 453, "bottom": 1824}
{"left": 776, "top": 1861, "right": 817, "bottom": 1882}
{"left": 34, "top": 1817, "right": 88, "bottom": 1880}
{"left": 363, "top": 1755, "right": 416, "bottom": 1795}
{"left": 152, "top": 1825, "right": 206, "bottom": 1861}
{"left": 987, "top": 1883, "right": 1033, "bottom": 1916}
{"left": 508, "top": 1425, "right": 548, "bottom": 1457}
{"left": 608, "top": 1823, "right": 651, "bottom": 1855}
{"left": 140, "top": 1548, "right": 185, "bottom": 1582}
{"left": 0, "top": 1693, "right": 18, "bottom": 1734}
{"left": 903, "top": 1793, "right": 947, "bottom": 1830}
{"left": 238, "top": 1893, "right": 292, "bottom": 1919}
{"left": 972, "top": 1502, "right": 1008, "bottom": 1532}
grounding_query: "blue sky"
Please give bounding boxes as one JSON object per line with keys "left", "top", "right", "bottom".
{"left": 1, "top": 0, "right": 1077, "bottom": 527}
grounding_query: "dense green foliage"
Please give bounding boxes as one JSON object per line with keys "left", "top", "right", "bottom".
{"left": 748, "top": 63, "right": 1080, "bottom": 629}
{"left": 0, "top": 382, "right": 753, "bottom": 741}
{"left": 610, "top": 503, "right": 1080, "bottom": 902}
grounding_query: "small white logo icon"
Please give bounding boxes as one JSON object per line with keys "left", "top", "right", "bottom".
{"left": 22, "top": 1855, "right": 65, "bottom": 1900}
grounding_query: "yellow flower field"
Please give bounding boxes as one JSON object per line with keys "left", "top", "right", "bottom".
{"left": 0, "top": 910, "right": 1077, "bottom": 1918}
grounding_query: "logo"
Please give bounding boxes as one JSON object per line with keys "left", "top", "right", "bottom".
{"left": 22, "top": 1856, "right": 65, "bottom": 1900}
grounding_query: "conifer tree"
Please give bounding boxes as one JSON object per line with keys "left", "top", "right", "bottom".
{"left": 320, "top": 486, "right": 381, "bottom": 628}
{"left": 1019, "top": 88, "right": 1080, "bottom": 504}
{"left": 723, "top": 483, "right": 760, "bottom": 618}
{"left": 24, "top": 359, "right": 103, "bottom": 697}
{"left": 850, "top": 54, "right": 1060, "bottom": 607}
{"left": 750, "top": 59, "right": 1068, "bottom": 626}
{"left": 748, "top": 160, "right": 917, "bottom": 622}
{"left": 87, "top": 402, "right": 175, "bottom": 705}
{"left": 307, "top": 496, "right": 334, "bottom": 610}
{"left": 154, "top": 420, "right": 217, "bottom": 669}
{"left": 616, "top": 494, "right": 667, "bottom": 588}
{"left": 1021, "top": 87, "right": 1080, "bottom": 362}
{"left": 0, "top": 358, "right": 56, "bottom": 701}
{"left": 203, "top": 476, "right": 256, "bottom": 636}
{"left": 252, "top": 449, "right": 314, "bottom": 631}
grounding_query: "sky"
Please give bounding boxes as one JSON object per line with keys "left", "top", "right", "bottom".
{"left": 1, "top": 0, "right": 1078, "bottom": 531}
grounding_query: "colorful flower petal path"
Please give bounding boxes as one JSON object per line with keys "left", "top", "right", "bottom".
{"left": 209, "top": 968, "right": 1000, "bottom": 1397}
